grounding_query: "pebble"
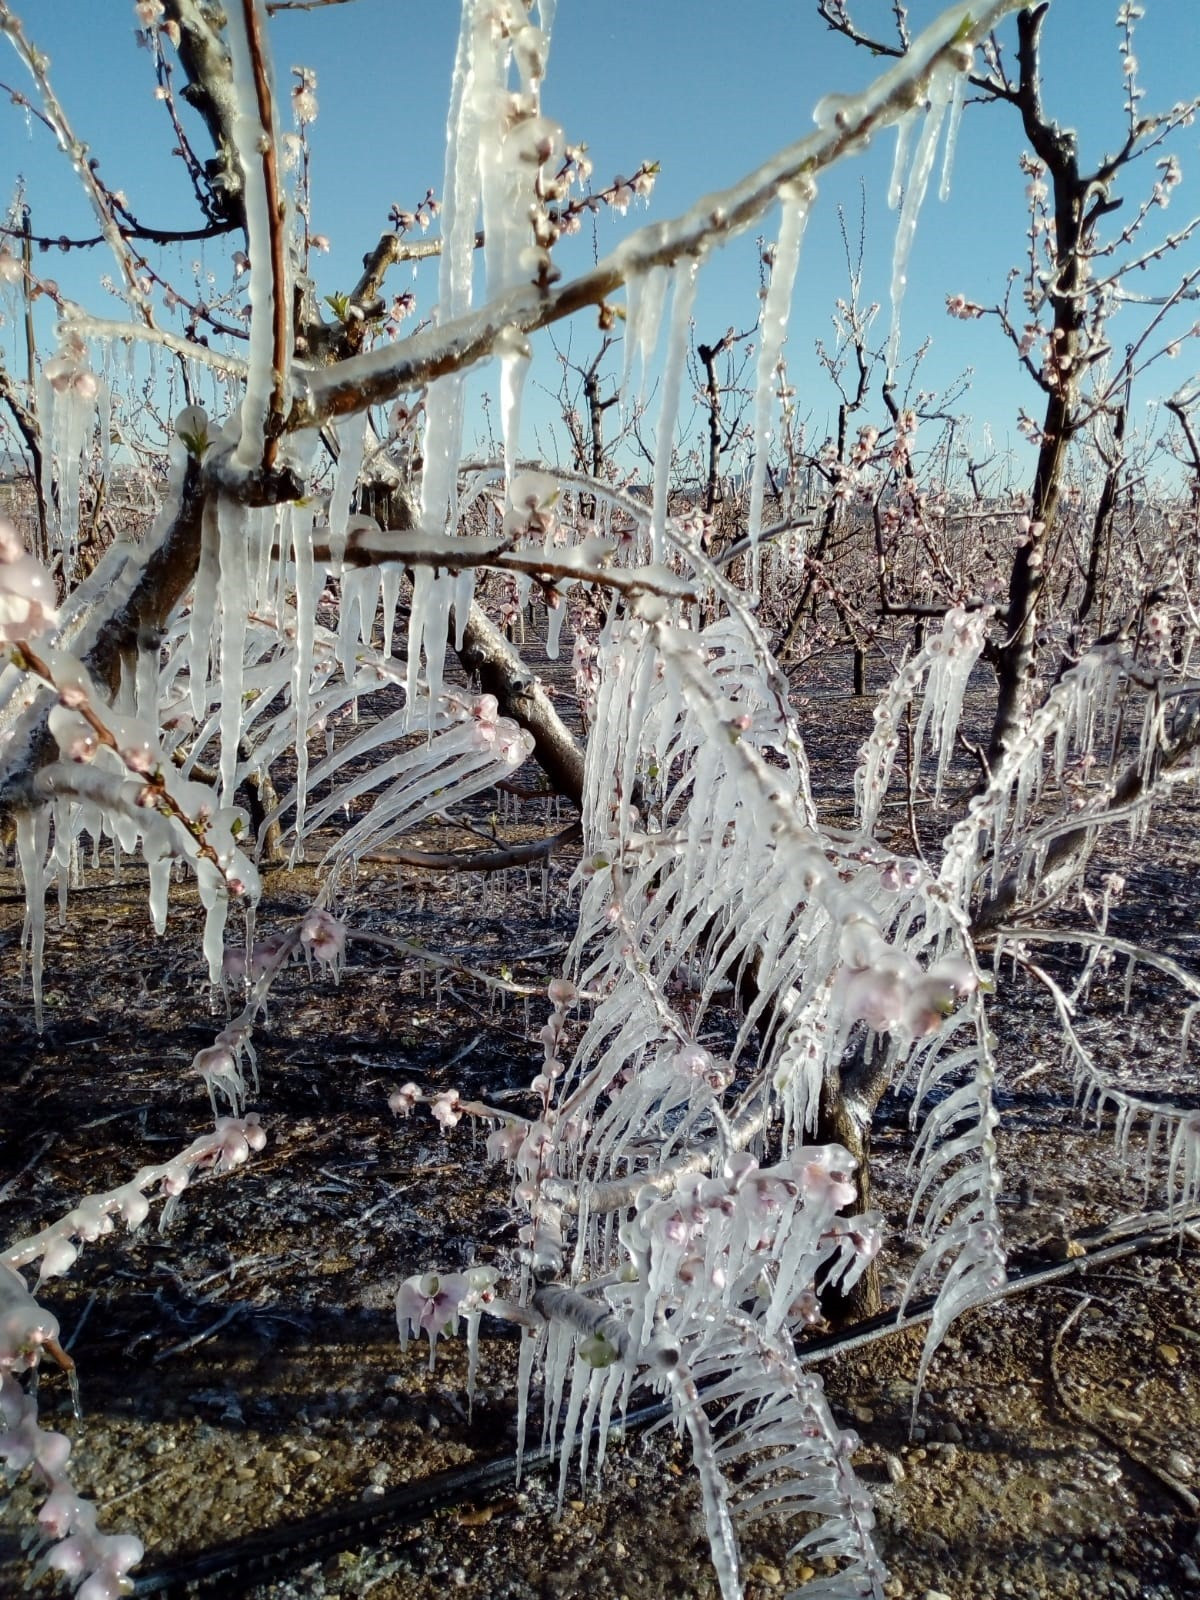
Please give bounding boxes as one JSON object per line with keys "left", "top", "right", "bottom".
{"left": 749, "top": 1561, "right": 782, "bottom": 1587}
{"left": 885, "top": 1452, "right": 906, "bottom": 1484}
{"left": 1157, "top": 1344, "right": 1181, "bottom": 1367}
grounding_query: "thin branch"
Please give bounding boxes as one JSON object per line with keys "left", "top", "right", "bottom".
{"left": 366, "top": 821, "right": 581, "bottom": 874}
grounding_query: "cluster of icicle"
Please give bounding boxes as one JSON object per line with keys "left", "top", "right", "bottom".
{"left": 936, "top": 638, "right": 1200, "bottom": 1223}
{"left": 1, "top": 1117, "right": 266, "bottom": 1598}
{"left": 0, "top": 504, "right": 263, "bottom": 1024}
{"left": 403, "top": 599, "right": 1002, "bottom": 1599}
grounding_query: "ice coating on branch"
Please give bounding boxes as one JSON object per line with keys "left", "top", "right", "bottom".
{"left": 887, "top": 62, "right": 955, "bottom": 376}
{"left": 2, "top": 1115, "right": 269, "bottom": 1596}
{"left": 745, "top": 181, "right": 812, "bottom": 580}
{"left": 225, "top": 4, "right": 290, "bottom": 467}
{"left": 649, "top": 262, "right": 699, "bottom": 564}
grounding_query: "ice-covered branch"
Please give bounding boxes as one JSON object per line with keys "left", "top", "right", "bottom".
{"left": 292, "top": 0, "right": 1021, "bottom": 429}
{"left": 225, "top": 0, "right": 291, "bottom": 467}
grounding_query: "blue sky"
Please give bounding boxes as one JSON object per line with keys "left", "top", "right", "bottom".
{"left": 3, "top": 1, "right": 1199, "bottom": 488}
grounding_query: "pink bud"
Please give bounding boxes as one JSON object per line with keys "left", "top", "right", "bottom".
{"left": 37, "top": 1237, "right": 79, "bottom": 1283}
{"left": 547, "top": 976, "right": 577, "bottom": 1006}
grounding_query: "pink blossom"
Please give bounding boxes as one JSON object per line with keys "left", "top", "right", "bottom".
{"left": 395, "top": 1267, "right": 496, "bottom": 1359}
{"left": 300, "top": 908, "right": 347, "bottom": 979}
{"left": 430, "top": 1089, "right": 462, "bottom": 1130}
{"left": 547, "top": 976, "right": 577, "bottom": 1006}
{"left": 0, "top": 527, "right": 59, "bottom": 643}
{"left": 388, "top": 1082, "right": 421, "bottom": 1117}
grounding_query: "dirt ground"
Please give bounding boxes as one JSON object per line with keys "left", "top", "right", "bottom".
{"left": 3, "top": 642, "right": 1200, "bottom": 1600}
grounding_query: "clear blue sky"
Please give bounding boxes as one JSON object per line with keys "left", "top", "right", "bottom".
{"left": 3, "top": 1, "right": 1199, "bottom": 487}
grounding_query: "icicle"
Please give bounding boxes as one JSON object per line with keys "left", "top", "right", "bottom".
{"left": 475, "top": 25, "right": 522, "bottom": 296}
{"left": 888, "top": 108, "right": 916, "bottom": 209}
{"left": 198, "top": 865, "right": 229, "bottom": 986}
{"left": 51, "top": 802, "right": 70, "bottom": 927}
{"left": 147, "top": 850, "right": 171, "bottom": 936}
{"left": 515, "top": 1327, "right": 539, "bottom": 1486}
{"left": 252, "top": 503, "right": 275, "bottom": 610}
{"left": 406, "top": 0, "right": 488, "bottom": 646}
{"left": 556, "top": 1352, "right": 589, "bottom": 1511}
{"left": 52, "top": 363, "right": 97, "bottom": 587}
{"left": 939, "top": 69, "right": 967, "bottom": 201}
{"left": 546, "top": 593, "right": 566, "bottom": 660}
{"left": 745, "top": 181, "right": 813, "bottom": 584}
{"left": 188, "top": 497, "right": 221, "bottom": 721}
{"left": 887, "top": 65, "right": 954, "bottom": 376}
{"left": 291, "top": 501, "right": 317, "bottom": 853}
{"left": 649, "top": 262, "right": 699, "bottom": 565}
{"left": 498, "top": 326, "right": 531, "bottom": 493}
{"left": 218, "top": 495, "right": 250, "bottom": 804}
{"left": 97, "top": 372, "right": 112, "bottom": 489}
{"left": 619, "top": 264, "right": 670, "bottom": 416}
{"left": 37, "top": 373, "right": 54, "bottom": 554}
{"left": 380, "top": 563, "right": 401, "bottom": 657}
{"left": 134, "top": 627, "right": 158, "bottom": 725}
{"left": 326, "top": 413, "right": 366, "bottom": 573}
{"left": 452, "top": 568, "right": 474, "bottom": 653}
{"left": 16, "top": 809, "right": 50, "bottom": 1032}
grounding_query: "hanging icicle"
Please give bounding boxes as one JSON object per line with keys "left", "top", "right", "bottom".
{"left": 745, "top": 179, "right": 814, "bottom": 585}
{"left": 886, "top": 63, "right": 955, "bottom": 376}
{"left": 648, "top": 262, "right": 699, "bottom": 566}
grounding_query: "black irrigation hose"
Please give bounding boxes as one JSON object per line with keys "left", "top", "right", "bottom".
{"left": 129, "top": 1207, "right": 1196, "bottom": 1597}
{"left": 128, "top": 1397, "right": 674, "bottom": 1598}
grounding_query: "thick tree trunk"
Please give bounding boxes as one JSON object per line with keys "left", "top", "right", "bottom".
{"left": 815, "top": 1043, "right": 890, "bottom": 1324}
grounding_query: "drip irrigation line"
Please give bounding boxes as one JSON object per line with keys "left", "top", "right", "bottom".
{"left": 128, "top": 1205, "right": 1196, "bottom": 1596}
{"left": 127, "top": 1397, "right": 674, "bottom": 1598}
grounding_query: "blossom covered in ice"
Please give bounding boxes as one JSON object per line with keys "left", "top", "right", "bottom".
{"left": 300, "top": 908, "right": 347, "bottom": 981}
{"left": 0, "top": 519, "right": 58, "bottom": 644}
{"left": 395, "top": 1265, "right": 498, "bottom": 1364}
